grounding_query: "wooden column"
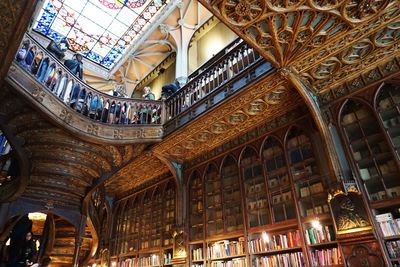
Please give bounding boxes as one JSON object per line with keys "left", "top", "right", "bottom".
{"left": 280, "top": 67, "right": 344, "bottom": 181}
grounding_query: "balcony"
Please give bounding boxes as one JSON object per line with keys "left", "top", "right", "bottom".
{"left": 6, "top": 34, "right": 271, "bottom": 143}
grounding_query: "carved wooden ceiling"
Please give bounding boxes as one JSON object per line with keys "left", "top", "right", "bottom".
{"left": 197, "top": 0, "right": 400, "bottom": 97}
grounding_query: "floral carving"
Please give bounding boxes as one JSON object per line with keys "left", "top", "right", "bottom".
{"left": 32, "top": 86, "right": 46, "bottom": 103}
{"left": 59, "top": 109, "right": 72, "bottom": 124}
{"left": 221, "top": 0, "right": 266, "bottom": 26}
{"left": 87, "top": 124, "right": 99, "bottom": 136}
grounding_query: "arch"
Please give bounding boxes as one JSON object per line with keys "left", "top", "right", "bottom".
{"left": 338, "top": 98, "right": 400, "bottom": 201}
{"left": 239, "top": 145, "right": 260, "bottom": 166}
{"left": 260, "top": 134, "right": 284, "bottom": 159}
{"left": 219, "top": 153, "right": 238, "bottom": 173}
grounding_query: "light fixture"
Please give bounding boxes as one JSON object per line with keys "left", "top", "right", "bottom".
{"left": 28, "top": 212, "right": 47, "bottom": 221}
{"left": 311, "top": 219, "right": 322, "bottom": 230}
{"left": 261, "top": 231, "right": 270, "bottom": 243}
{"left": 111, "top": 262, "right": 116, "bottom": 267}
{"left": 5, "top": 238, "right": 10, "bottom": 246}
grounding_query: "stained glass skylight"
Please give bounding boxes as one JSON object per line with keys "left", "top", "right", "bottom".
{"left": 34, "top": 0, "right": 167, "bottom": 69}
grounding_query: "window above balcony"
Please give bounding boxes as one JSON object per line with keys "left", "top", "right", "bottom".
{"left": 33, "top": 0, "right": 168, "bottom": 69}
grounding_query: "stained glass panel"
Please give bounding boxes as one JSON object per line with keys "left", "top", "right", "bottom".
{"left": 33, "top": 0, "right": 167, "bottom": 68}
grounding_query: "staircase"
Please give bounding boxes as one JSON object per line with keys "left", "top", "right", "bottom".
{"left": 47, "top": 216, "right": 94, "bottom": 267}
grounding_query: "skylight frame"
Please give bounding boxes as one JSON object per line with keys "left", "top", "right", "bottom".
{"left": 33, "top": 0, "right": 167, "bottom": 70}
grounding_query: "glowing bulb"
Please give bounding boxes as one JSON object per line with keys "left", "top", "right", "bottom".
{"left": 5, "top": 238, "right": 10, "bottom": 246}
{"left": 92, "top": 264, "right": 97, "bottom": 267}
{"left": 262, "top": 231, "right": 270, "bottom": 243}
{"left": 312, "top": 220, "right": 322, "bottom": 230}
{"left": 111, "top": 262, "right": 116, "bottom": 267}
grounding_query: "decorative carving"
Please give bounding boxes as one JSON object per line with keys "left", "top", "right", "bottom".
{"left": 221, "top": 0, "right": 266, "bottom": 26}
{"left": 113, "top": 129, "right": 123, "bottom": 140}
{"left": 87, "top": 124, "right": 99, "bottom": 136}
{"left": 347, "top": 245, "right": 384, "bottom": 267}
{"left": 59, "top": 109, "right": 72, "bottom": 124}
{"left": 32, "top": 86, "right": 46, "bottom": 103}
{"left": 328, "top": 189, "right": 372, "bottom": 235}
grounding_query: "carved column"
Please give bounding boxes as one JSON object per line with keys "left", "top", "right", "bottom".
{"left": 280, "top": 67, "right": 343, "bottom": 181}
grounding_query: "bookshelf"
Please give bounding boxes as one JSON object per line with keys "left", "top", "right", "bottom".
{"left": 340, "top": 99, "right": 400, "bottom": 201}
{"left": 207, "top": 237, "right": 246, "bottom": 267}
{"left": 163, "top": 182, "right": 175, "bottom": 247}
{"left": 205, "top": 164, "right": 224, "bottom": 236}
{"left": 138, "top": 253, "right": 161, "bottom": 267}
{"left": 241, "top": 147, "right": 270, "bottom": 228}
{"left": 190, "top": 171, "right": 204, "bottom": 241}
{"left": 377, "top": 84, "right": 400, "bottom": 159}
{"left": 141, "top": 192, "right": 152, "bottom": 250}
{"left": 190, "top": 243, "right": 205, "bottom": 267}
{"left": 111, "top": 179, "right": 176, "bottom": 263}
{"left": 163, "top": 248, "right": 173, "bottom": 266}
{"left": 286, "top": 127, "right": 329, "bottom": 219}
{"left": 221, "top": 156, "right": 243, "bottom": 233}
{"left": 262, "top": 137, "right": 296, "bottom": 222}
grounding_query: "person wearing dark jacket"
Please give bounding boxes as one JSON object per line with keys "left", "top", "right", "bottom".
{"left": 64, "top": 54, "right": 83, "bottom": 79}
{"left": 17, "top": 232, "right": 36, "bottom": 267}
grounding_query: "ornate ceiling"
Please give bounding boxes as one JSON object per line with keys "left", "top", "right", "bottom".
{"left": 197, "top": 0, "right": 400, "bottom": 97}
{"left": 78, "top": 0, "right": 213, "bottom": 96}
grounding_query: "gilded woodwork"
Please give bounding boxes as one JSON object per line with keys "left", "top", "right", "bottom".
{"left": 153, "top": 72, "right": 302, "bottom": 162}
{"left": 198, "top": 0, "right": 400, "bottom": 98}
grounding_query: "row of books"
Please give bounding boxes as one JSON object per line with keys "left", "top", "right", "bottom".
{"left": 210, "top": 258, "right": 246, "bottom": 267}
{"left": 375, "top": 213, "right": 400, "bottom": 237}
{"left": 304, "top": 225, "right": 335, "bottom": 245}
{"left": 309, "top": 248, "right": 342, "bottom": 266}
{"left": 193, "top": 247, "right": 204, "bottom": 261}
{"left": 163, "top": 253, "right": 172, "bottom": 264}
{"left": 139, "top": 255, "right": 160, "bottom": 266}
{"left": 207, "top": 239, "right": 246, "bottom": 259}
{"left": 191, "top": 265, "right": 204, "bottom": 267}
{"left": 386, "top": 240, "right": 400, "bottom": 258}
{"left": 252, "top": 252, "right": 305, "bottom": 267}
{"left": 248, "top": 231, "right": 302, "bottom": 253}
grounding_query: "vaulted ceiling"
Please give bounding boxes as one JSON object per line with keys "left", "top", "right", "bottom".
{"left": 197, "top": 0, "right": 400, "bottom": 99}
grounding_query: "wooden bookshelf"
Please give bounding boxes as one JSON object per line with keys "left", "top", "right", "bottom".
{"left": 241, "top": 148, "right": 270, "bottom": 228}
{"left": 190, "top": 171, "right": 204, "bottom": 241}
{"left": 163, "top": 182, "right": 175, "bottom": 247}
{"left": 221, "top": 156, "right": 243, "bottom": 233}
{"left": 263, "top": 137, "right": 296, "bottom": 222}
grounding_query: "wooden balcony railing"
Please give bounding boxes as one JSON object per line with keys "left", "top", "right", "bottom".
{"left": 8, "top": 34, "right": 271, "bottom": 141}
{"left": 14, "top": 34, "right": 163, "bottom": 126}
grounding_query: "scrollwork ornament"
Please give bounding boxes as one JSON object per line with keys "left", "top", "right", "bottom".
{"left": 266, "top": 0, "right": 306, "bottom": 11}
{"left": 341, "top": 0, "right": 390, "bottom": 24}
{"left": 308, "top": 0, "right": 346, "bottom": 11}
{"left": 220, "top": 0, "right": 266, "bottom": 27}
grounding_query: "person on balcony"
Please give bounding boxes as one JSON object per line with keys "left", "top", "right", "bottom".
{"left": 16, "top": 40, "right": 30, "bottom": 63}
{"left": 47, "top": 38, "right": 69, "bottom": 60}
{"left": 161, "top": 79, "right": 180, "bottom": 99}
{"left": 140, "top": 87, "right": 155, "bottom": 124}
{"left": 64, "top": 53, "right": 83, "bottom": 80}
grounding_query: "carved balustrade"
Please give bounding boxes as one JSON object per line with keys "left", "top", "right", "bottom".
{"left": 8, "top": 34, "right": 272, "bottom": 141}
{"left": 164, "top": 40, "right": 271, "bottom": 135}
{"left": 165, "top": 39, "right": 262, "bottom": 120}
{"left": 14, "top": 34, "right": 162, "bottom": 126}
